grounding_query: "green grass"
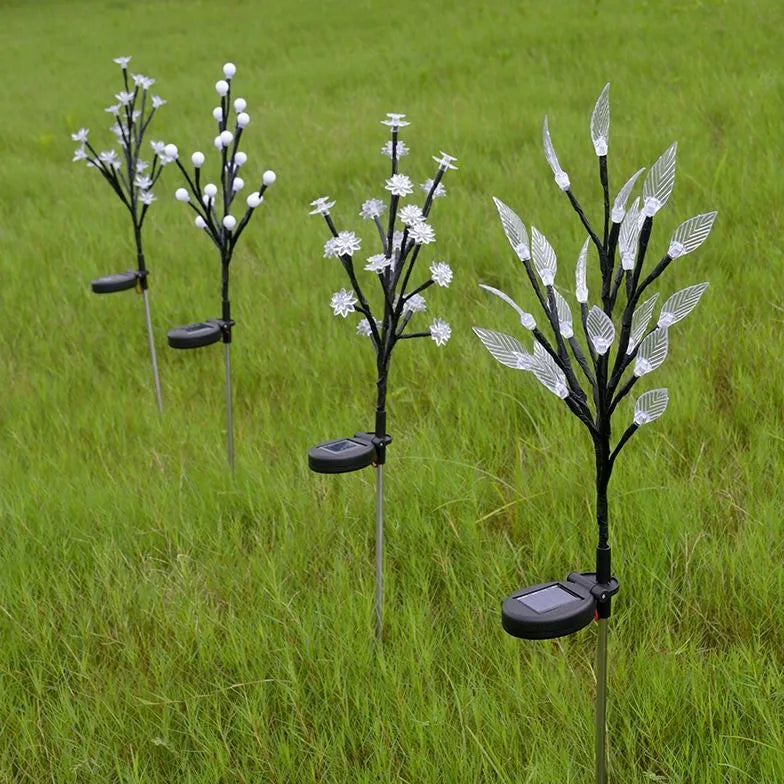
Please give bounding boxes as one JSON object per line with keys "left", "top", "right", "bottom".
{"left": 1, "top": 0, "right": 783, "bottom": 781}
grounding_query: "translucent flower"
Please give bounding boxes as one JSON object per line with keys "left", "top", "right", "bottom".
{"left": 403, "top": 294, "right": 427, "bottom": 314}
{"left": 398, "top": 205, "right": 424, "bottom": 226}
{"left": 150, "top": 140, "right": 165, "bottom": 156}
{"left": 323, "top": 237, "right": 340, "bottom": 258}
{"left": 139, "top": 191, "right": 156, "bottom": 205}
{"left": 309, "top": 196, "right": 335, "bottom": 216}
{"left": 385, "top": 174, "right": 414, "bottom": 197}
{"left": 99, "top": 149, "right": 119, "bottom": 166}
{"left": 131, "top": 110, "right": 141, "bottom": 123}
{"left": 381, "top": 112, "right": 409, "bottom": 129}
{"left": 109, "top": 124, "right": 123, "bottom": 137}
{"left": 432, "top": 151, "right": 458, "bottom": 171}
{"left": 136, "top": 160, "right": 149, "bottom": 172}
{"left": 151, "top": 95, "right": 166, "bottom": 109}
{"left": 356, "top": 318, "right": 375, "bottom": 337}
{"left": 330, "top": 288, "right": 358, "bottom": 318}
{"left": 429, "top": 318, "right": 452, "bottom": 346}
{"left": 105, "top": 104, "right": 121, "bottom": 116}
{"left": 72, "top": 147, "right": 87, "bottom": 162}
{"left": 420, "top": 178, "right": 446, "bottom": 198}
{"left": 409, "top": 221, "right": 435, "bottom": 245}
{"left": 132, "top": 74, "right": 155, "bottom": 90}
{"left": 430, "top": 261, "right": 453, "bottom": 287}
{"left": 333, "top": 231, "right": 361, "bottom": 256}
{"left": 134, "top": 175, "right": 153, "bottom": 190}
{"left": 364, "top": 254, "right": 392, "bottom": 272}
{"left": 381, "top": 140, "right": 409, "bottom": 158}
{"left": 392, "top": 231, "right": 405, "bottom": 251}
{"left": 113, "top": 56, "right": 132, "bottom": 68}
{"left": 359, "top": 198, "right": 385, "bottom": 220}
{"left": 71, "top": 128, "right": 89, "bottom": 143}
{"left": 115, "top": 91, "right": 134, "bottom": 106}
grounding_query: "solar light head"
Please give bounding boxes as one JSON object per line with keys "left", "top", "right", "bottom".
{"left": 167, "top": 319, "right": 225, "bottom": 349}
{"left": 91, "top": 269, "right": 144, "bottom": 294}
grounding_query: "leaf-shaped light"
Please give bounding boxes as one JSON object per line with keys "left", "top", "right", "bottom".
{"left": 479, "top": 284, "right": 536, "bottom": 330}
{"left": 658, "top": 283, "right": 709, "bottom": 328}
{"left": 553, "top": 288, "right": 574, "bottom": 338}
{"left": 633, "top": 388, "right": 669, "bottom": 426}
{"left": 619, "top": 197, "right": 642, "bottom": 271}
{"left": 575, "top": 238, "right": 589, "bottom": 303}
{"left": 634, "top": 327, "right": 668, "bottom": 377}
{"left": 642, "top": 141, "right": 677, "bottom": 217}
{"left": 586, "top": 305, "right": 616, "bottom": 355}
{"left": 472, "top": 327, "right": 533, "bottom": 370}
{"left": 667, "top": 212, "right": 718, "bottom": 259}
{"left": 531, "top": 342, "right": 569, "bottom": 399}
{"left": 626, "top": 293, "right": 659, "bottom": 354}
{"left": 611, "top": 167, "right": 645, "bottom": 223}
{"left": 543, "top": 116, "right": 570, "bottom": 191}
{"left": 590, "top": 82, "right": 610, "bottom": 156}
{"left": 531, "top": 226, "right": 557, "bottom": 286}
{"left": 492, "top": 196, "right": 530, "bottom": 261}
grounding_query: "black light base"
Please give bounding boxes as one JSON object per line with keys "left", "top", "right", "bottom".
{"left": 308, "top": 432, "right": 377, "bottom": 474}
{"left": 91, "top": 270, "right": 144, "bottom": 294}
{"left": 167, "top": 319, "right": 226, "bottom": 349}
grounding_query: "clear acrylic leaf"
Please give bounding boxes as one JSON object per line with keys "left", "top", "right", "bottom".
{"left": 531, "top": 226, "right": 557, "bottom": 286}
{"left": 543, "top": 116, "right": 570, "bottom": 190}
{"left": 472, "top": 327, "right": 533, "bottom": 370}
{"left": 619, "top": 197, "right": 642, "bottom": 271}
{"left": 633, "top": 388, "right": 669, "bottom": 426}
{"left": 553, "top": 288, "right": 573, "bottom": 338}
{"left": 586, "top": 305, "right": 616, "bottom": 355}
{"left": 667, "top": 212, "right": 717, "bottom": 258}
{"left": 531, "top": 341, "right": 569, "bottom": 398}
{"left": 658, "top": 283, "right": 709, "bottom": 328}
{"left": 479, "top": 283, "right": 536, "bottom": 330}
{"left": 612, "top": 167, "right": 645, "bottom": 223}
{"left": 575, "top": 238, "right": 589, "bottom": 303}
{"left": 590, "top": 83, "right": 610, "bottom": 156}
{"left": 634, "top": 327, "right": 669, "bottom": 377}
{"left": 626, "top": 293, "right": 659, "bottom": 354}
{"left": 642, "top": 141, "right": 677, "bottom": 217}
{"left": 492, "top": 196, "right": 530, "bottom": 261}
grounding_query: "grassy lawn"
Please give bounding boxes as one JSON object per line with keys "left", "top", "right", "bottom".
{"left": 0, "top": 0, "right": 782, "bottom": 781}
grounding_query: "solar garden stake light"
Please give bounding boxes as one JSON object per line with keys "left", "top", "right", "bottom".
{"left": 473, "top": 84, "right": 716, "bottom": 784}
{"left": 308, "top": 113, "right": 456, "bottom": 640}
{"left": 72, "top": 55, "right": 174, "bottom": 412}
{"left": 167, "top": 63, "right": 276, "bottom": 471}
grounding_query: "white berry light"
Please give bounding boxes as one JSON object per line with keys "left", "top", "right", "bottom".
{"left": 246, "top": 192, "right": 263, "bottom": 208}
{"left": 220, "top": 130, "right": 234, "bottom": 147}
{"left": 234, "top": 98, "right": 247, "bottom": 113}
{"left": 223, "top": 62, "right": 236, "bottom": 79}
{"left": 163, "top": 143, "right": 178, "bottom": 160}
{"left": 237, "top": 112, "right": 250, "bottom": 128}
{"left": 223, "top": 215, "right": 236, "bottom": 230}
{"left": 216, "top": 80, "right": 229, "bottom": 96}
{"left": 191, "top": 151, "right": 205, "bottom": 167}
{"left": 262, "top": 170, "right": 276, "bottom": 186}
{"left": 175, "top": 188, "right": 190, "bottom": 202}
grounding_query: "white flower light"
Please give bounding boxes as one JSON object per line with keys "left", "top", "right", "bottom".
{"left": 398, "top": 205, "right": 424, "bottom": 226}
{"left": 309, "top": 196, "right": 336, "bottom": 216}
{"left": 359, "top": 198, "right": 385, "bottom": 219}
{"left": 151, "top": 96, "right": 166, "bottom": 109}
{"left": 105, "top": 104, "right": 121, "bottom": 116}
{"left": 223, "top": 62, "right": 236, "bottom": 79}
{"left": 430, "top": 319, "right": 452, "bottom": 346}
{"left": 232, "top": 177, "right": 245, "bottom": 192}
{"left": 139, "top": 191, "right": 156, "bottom": 205}
{"left": 72, "top": 147, "right": 87, "bottom": 162}
{"left": 137, "top": 160, "right": 150, "bottom": 173}
{"left": 409, "top": 222, "right": 435, "bottom": 245}
{"left": 237, "top": 112, "right": 250, "bottom": 128}
{"left": 432, "top": 151, "right": 458, "bottom": 171}
{"left": 430, "top": 262, "right": 453, "bottom": 287}
{"left": 385, "top": 174, "right": 414, "bottom": 197}
{"left": 323, "top": 237, "right": 340, "bottom": 258}
{"left": 220, "top": 130, "right": 234, "bottom": 147}
{"left": 192, "top": 151, "right": 205, "bottom": 168}
{"left": 216, "top": 79, "right": 229, "bottom": 96}
{"left": 356, "top": 318, "right": 375, "bottom": 337}
{"left": 246, "top": 192, "right": 263, "bottom": 208}
{"left": 134, "top": 175, "right": 153, "bottom": 190}
{"left": 543, "top": 115, "right": 570, "bottom": 190}
{"left": 381, "top": 140, "right": 409, "bottom": 158}
{"left": 364, "top": 254, "right": 392, "bottom": 272}
{"left": 163, "top": 143, "right": 178, "bottom": 160}
{"left": 330, "top": 288, "right": 358, "bottom": 318}
{"left": 223, "top": 215, "right": 237, "bottom": 230}
{"left": 175, "top": 188, "right": 190, "bottom": 202}
{"left": 195, "top": 216, "right": 207, "bottom": 229}
{"left": 262, "top": 170, "right": 276, "bottom": 186}
{"left": 71, "top": 128, "right": 89, "bottom": 143}
{"left": 116, "top": 91, "right": 133, "bottom": 106}
{"left": 150, "top": 140, "right": 165, "bottom": 156}
{"left": 333, "top": 231, "right": 361, "bottom": 256}
{"left": 403, "top": 294, "right": 427, "bottom": 314}
{"left": 381, "top": 112, "right": 409, "bottom": 129}
{"left": 132, "top": 74, "right": 155, "bottom": 90}
{"left": 421, "top": 178, "right": 446, "bottom": 198}
{"left": 99, "top": 149, "right": 119, "bottom": 166}
{"left": 234, "top": 98, "right": 247, "bottom": 112}
{"left": 113, "top": 56, "right": 132, "bottom": 68}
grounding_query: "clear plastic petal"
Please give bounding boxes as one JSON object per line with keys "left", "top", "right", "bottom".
{"left": 575, "top": 238, "right": 589, "bottom": 303}
{"left": 658, "top": 283, "right": 709, "bottom": 328}
{"left": 531, "top": 226, "right": 558, "bottom": 286}
{"left": 479, "top": 284, "right": 536, "bottom": 330}
{"left": 612, "top": 167, "right": 645, "bottom": 223}
{"left": 532, "top": 342, "right": 569, "bottom": 398}
{"left": 543, "top": 116, "right": 570, "bottom": 190}
{"left": 642, "top": 141, "right": 677, "bottom": 217}
{"left": 590, "top": 83, "right": 610, "bottom": 156}
{"left": 492, "top": 196, "right": 530, "bottom": 261}
{"left": 626, "top": 293, "right": 659, "bottom": 354}
{"left": 634, "top": 327, "right": 669, "bottom": 376}
{"left": 553, "top": 288, "right": 573, "bottom": 338}
{"left": 633, "top": 388, "right": 669, "bottom": 426}
{"left": 619, "top": 197, "right": 642, "bottom": 271}
{"left": 472, "top": 327, "right": 533, "bottom": 370}
{"left": 667, "top": 212, "right": 718, "bottom": 258}
{"left": 587, "top": 305, "right": 616, "bottom": 355}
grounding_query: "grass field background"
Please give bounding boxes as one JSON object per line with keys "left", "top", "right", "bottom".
{"left": 1, "top": 0, "right": 782, "bottom": 781}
